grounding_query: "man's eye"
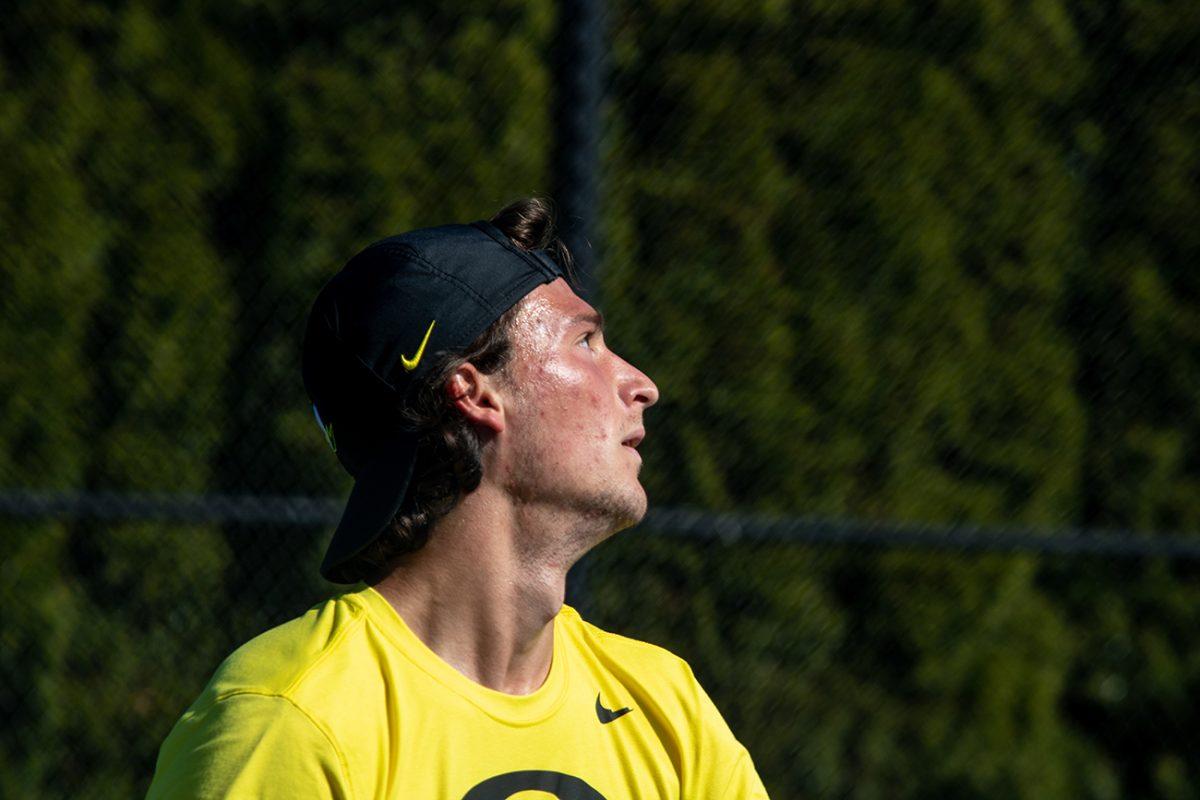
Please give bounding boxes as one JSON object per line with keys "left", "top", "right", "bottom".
{"left": 579, "top": 331, "right": 595, "bottom": 348}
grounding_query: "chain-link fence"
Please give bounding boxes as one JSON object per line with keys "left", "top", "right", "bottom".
{"left": 3, "top": 1, "right": 1200, "bottom": 797}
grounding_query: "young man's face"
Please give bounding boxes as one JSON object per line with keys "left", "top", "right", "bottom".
{"left": 494, "top": 278, "right": 659, "bottom": 537}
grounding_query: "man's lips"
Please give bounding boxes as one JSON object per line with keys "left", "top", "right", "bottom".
{"left": 621, "top": 428, "right": 645, "bottom": 449}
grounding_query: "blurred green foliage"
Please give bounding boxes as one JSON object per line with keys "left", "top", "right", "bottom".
{"left": 1, "top": 0, "right": 1198, "bottom": 797}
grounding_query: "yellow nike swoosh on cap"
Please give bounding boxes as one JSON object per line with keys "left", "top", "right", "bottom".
{"left": 401, "top": 320, "right": 436, "bottom": 371}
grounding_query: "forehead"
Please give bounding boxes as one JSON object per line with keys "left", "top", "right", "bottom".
{"left": 513, "top": 278, "right": 596, "bottom": 331}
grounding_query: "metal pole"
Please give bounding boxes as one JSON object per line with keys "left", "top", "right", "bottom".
{"left": 552, "top": 0, "right": 605, "bottom": 305}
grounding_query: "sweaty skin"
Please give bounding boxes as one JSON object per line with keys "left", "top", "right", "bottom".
{"left": 372, "top": 279, "right": 658, "bottom": 696}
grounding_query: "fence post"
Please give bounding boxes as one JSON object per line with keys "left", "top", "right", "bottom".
{"left": 553, "top": 0, "right": 606, "bottom": 304}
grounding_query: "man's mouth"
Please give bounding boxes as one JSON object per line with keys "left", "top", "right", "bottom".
{"left": 621, "top": 428, "right": 645, "bottom": 449}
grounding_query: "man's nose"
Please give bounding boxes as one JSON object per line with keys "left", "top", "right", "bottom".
{"left": 619, "top": 359, "right": 659, "bottom": 409}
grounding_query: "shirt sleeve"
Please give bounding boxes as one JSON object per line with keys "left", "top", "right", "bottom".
{"left": 716, "top": 748, "right": 770, "bottom": 800}
{"left": 146, "top": 692, "right": 353, "bottom": 800}
{"left": 686, "top": 668, "right": 771, "bottom": 800}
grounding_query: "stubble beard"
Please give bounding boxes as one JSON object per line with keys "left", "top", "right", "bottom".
{"left": 578, "top": 480, "right": 647, "bottom": 538}
{"left": 507, "top": 448, "right": 648, "bottom": 558}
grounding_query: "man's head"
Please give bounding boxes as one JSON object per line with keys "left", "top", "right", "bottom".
{"left": 452, "top": 277, "right": 658, "bottom": 551}
{"left": 303, "top": 199, "right": 657, "bottom": 583}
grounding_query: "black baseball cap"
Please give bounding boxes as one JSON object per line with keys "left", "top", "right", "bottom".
{"left": 302, "top": 220, "right": 566, "bottom": 583}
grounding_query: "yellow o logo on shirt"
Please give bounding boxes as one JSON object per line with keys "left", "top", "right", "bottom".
{"left": 462, "top": 770, "right": 606, "bottom": 799}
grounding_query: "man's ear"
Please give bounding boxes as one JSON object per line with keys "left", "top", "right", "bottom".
{"left": 446, "top": 362, "right": 505, "bottom": 434}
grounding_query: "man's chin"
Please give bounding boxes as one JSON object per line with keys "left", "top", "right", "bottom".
{"left": 581, "top": 486, "right": 647, "bottom": 538}
{"left": 608, "top": 487, "right": 649, "bottom": 533}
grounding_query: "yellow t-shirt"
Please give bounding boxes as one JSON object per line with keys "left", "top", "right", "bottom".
{"left": 147, "top": 585, "right": 768, "bottom": 799}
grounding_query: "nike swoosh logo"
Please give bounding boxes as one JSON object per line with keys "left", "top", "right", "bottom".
{"left": 400, "top": 320, "right": 436, "bottom": 371}
{"left": 595, "top": 693, "right": 633, "bottom": 724}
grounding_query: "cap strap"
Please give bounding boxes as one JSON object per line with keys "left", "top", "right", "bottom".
{"left": 470, "top": 221, "right": 565, "bottom": 280}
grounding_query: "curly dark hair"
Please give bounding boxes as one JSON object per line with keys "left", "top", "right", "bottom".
{"left": 335, "top": 197, "right": 574, "bottom": 584}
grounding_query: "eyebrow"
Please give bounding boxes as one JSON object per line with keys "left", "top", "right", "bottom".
{"left": 567, "top": 310, "right": 605, "bottom": 331}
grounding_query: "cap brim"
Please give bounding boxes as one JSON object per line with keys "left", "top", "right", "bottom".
{"left": 321, "top": 432, "right": 419, "bottom": 583}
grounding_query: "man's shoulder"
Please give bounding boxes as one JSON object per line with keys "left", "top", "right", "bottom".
{"left": 198, "top": 588, "right": 372, "bottom": 704}
{"left": 148, "top": 592, "right": 378, "bottom": 798}
{"left": 559, "top": 605, "right": 701, "bottom": 691}
{"left": 559, "top": 605, "right": 763, "bottom": 794}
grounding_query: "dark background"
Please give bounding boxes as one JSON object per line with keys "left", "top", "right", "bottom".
{"left": 2, "top": 1, "right": 1199, "bottom": 797}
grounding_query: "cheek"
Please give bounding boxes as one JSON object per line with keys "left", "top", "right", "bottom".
{"left": 521, "top": 364, "right": 611, "bottom": 449}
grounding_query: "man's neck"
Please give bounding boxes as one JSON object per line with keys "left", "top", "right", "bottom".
{"left": 369, "top": 488, "right": 600, "bottom": 696}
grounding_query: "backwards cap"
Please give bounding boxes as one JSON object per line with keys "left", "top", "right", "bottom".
{"left": 302, "top": 220, "right": 565, "bottom": 582}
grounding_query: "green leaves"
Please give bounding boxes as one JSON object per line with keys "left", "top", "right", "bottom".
{"left": 593, "top": 1, "right": 1200, "bottom": 797}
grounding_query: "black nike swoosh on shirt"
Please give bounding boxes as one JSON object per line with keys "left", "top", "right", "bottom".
{"left": 595, "top": 693, "right": 633, "bottom": 724}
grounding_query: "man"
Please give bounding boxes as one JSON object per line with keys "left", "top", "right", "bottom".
{"left": 147, "top": 198, "right": 769, "bottom": 798}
